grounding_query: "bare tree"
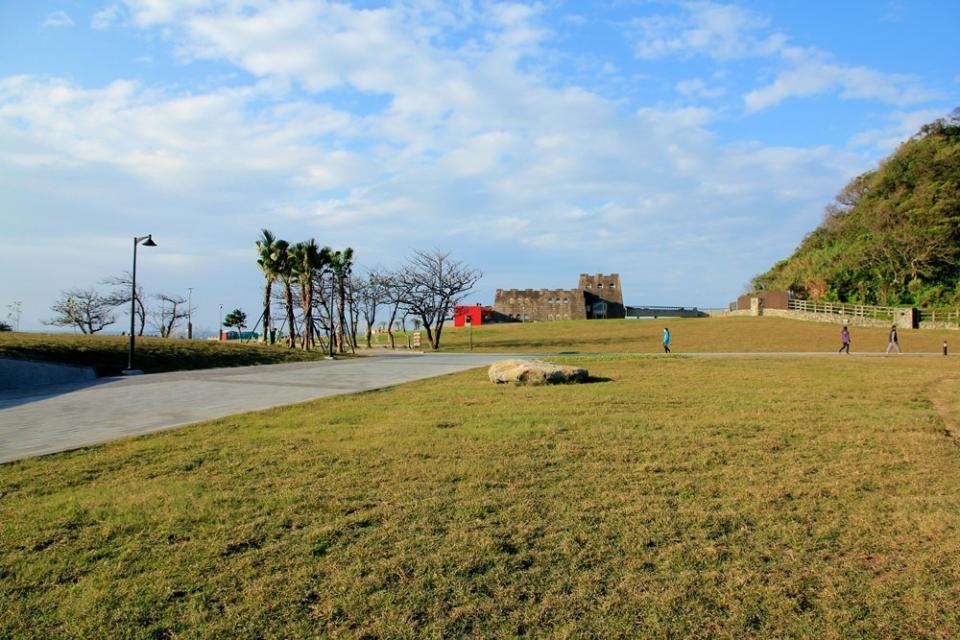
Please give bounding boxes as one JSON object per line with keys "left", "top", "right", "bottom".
{"left": 102, "top": 272, "right": 148, "bottom": 336}
{"left": 382, "top": 269, "right": 413, "bottom": 350}
{"left": 353, "top": 269, "right": 388, "bottom": 349}
{"left": 150, "top": 294, "right": 191, "bottom": 337}
{"left": 344, "top": 275, "right": 361, "bottom": 353}
{"left": 48, "top": 288, "right": 116, "bottom": 334}
{"left": 397, "top": 250, "right": 482, "bottom": 350}
{"left": 311, "top": 268, "right": 335, "bottom": 354}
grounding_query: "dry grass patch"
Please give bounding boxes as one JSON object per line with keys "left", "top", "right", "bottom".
{"left": 3, "top": 356, "right": 960, "bottom": 637}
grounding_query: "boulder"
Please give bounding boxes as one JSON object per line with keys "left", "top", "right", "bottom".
{"left": 488, "top": 359, "right": 588, "bottom": 385}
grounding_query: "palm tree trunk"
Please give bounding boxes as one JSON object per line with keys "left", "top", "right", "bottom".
{"left": 262, "top": 280, "right": 272, "bottom": 343}
{"left": 284, "top": 280, "right": 296, "bottom": 348}
{"left": 301, "top": 276, "right": 316, "bottom": 351}
{"left": 337, "top": 278, "right": 348, "bottom": 353}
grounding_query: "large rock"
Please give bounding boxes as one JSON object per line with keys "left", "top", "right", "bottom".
{"left": 488, "top": 359, "right": 588, "bottom": 385}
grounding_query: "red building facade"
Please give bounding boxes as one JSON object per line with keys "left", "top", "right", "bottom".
{"left": 453, "top": 305, "right": 491, "bottom": 327}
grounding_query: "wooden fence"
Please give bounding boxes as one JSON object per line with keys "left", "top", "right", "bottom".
{"left": 919, "top": 309, "right": 960, "bottom": 323}
{"left": 788, "top": 299, "right": 897, "bottom": 320}
{"left": 788, "top": 299, "right": 960, "bottom": 326}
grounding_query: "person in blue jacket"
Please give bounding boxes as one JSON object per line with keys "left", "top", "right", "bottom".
{"left": 662, "top": 327, "right": 671, "bottom": 353}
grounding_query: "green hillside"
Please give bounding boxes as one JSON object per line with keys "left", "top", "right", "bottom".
{"left": 754, "top": 111, "right": 960, "bottom": 306}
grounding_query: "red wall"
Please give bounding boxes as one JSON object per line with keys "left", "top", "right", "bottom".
{"left": 454, "top": 305, "right": 484, "bottom": 327}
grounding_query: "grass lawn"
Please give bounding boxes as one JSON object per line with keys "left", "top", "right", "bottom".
{"left": 0, "top": 333, "right": 329, "bottom": 376}
{"left": 435, "top": 316, "right": 959, "bottom": 354}
{"left": 3, "top": 355, "right": 960, "bottom": 637}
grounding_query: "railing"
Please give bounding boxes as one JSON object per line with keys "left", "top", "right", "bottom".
{"left": 919, "top": 309, "right": 960, "bottom": 323}
{"left": 788, "top": 299, "right": 897, "bottom": 320}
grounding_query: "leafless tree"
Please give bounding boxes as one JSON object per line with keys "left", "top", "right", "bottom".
{"left": 102, "top": 272, "right": 148, "bottom": 336}
{"left": 381, "top": 269, "right": 414, "bottom": 350}
{"left": 48, "top": 288, "right": 116, "bottom": 334}
{"left": 311, "top": 267, "right": 336, "bottom": 353}
{"left": 150, "top": 294, "right": 192, "bottom": 337}
{"left": 396, "top": 249, "right": 482, "bottom": 350}
{"left": 353, "top": 269, "right": 389, "bottom": 349}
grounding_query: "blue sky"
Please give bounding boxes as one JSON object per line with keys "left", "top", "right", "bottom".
{"left": 1, "top": 0, "right": 957, "bottom": 333}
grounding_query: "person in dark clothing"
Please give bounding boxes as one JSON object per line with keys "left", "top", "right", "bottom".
{"left": 839, "top": 326, "right": 850, "bottom": 354}
{"left": 885, "top": 325, "right": 902, "bottom": 354}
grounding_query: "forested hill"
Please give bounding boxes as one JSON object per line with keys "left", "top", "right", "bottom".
{"left": 753, "top": 111, "right": 960, "bottom": 307}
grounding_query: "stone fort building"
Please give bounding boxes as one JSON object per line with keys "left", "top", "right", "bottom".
{"left": 493, "top": 274, "right": 625, "bottom": 322}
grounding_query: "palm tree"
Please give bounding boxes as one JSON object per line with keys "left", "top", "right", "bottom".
{"left": 255, "top": 229, "right": 281, "bottom": 344}
{"left": 272, "top": 240, "right": 296, "bottom": 348}
{"left": 330, "top": 248, "right": 354, "bottom": 353}
{"left": 290, "top": 239, "right": 330, "bottom": 350}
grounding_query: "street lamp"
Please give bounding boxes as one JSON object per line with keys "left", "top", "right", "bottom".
{"left": 187, "top": 287, "right": 193, "bottom": 339}
{"left": 219, "top": 304, "right": 223, "bottom": 341}
{"left": 123, "top": 234, "right": 157, "bottom": 375}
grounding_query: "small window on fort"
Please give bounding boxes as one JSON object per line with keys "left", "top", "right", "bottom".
{"left": 563, "top": 298, "right": 568, "bottom": 303}
{"left": 586, "top": 284, "right": 591, "bottom": 289}
{"left": 609, "top": 283, "right": 616, "bottom": 289}
{"left": 598, "top": 283, "right": 603, "bottom": 289}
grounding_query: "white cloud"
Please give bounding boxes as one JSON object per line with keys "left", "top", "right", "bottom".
{"left": 676, "top": 78, "right": 726, "bottom": 99}
{"left": 0, "top": 76, "right": 357, "bottom": 189}
{"left": 629, "top": 1, "right": 936, "bottom": 113}
{"left": 636, "top": 105, "right": 715, "bottom": 130}
{"left": 42, "top": 11, "right": 74, "bottom": 28}
{"left": 744, "top": 46, "right": 937, "bottom": 112}
{"left": 849, "top": 108, "right": 949, "bottom": 151}
{"left": 631, "top": 1, "right": 784, "bottom": 60}
{"left": 91, "top": 5, "right": 122, "bottom": 29}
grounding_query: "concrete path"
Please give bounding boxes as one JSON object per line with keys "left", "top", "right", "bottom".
{"left": 0, "top": 353, "right": 514, "bottom": 464}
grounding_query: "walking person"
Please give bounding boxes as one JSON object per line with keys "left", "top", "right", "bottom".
{"left": 885, "top": 325, "right": 902, "bottom": 354}
{"left": 838, "top": 325, "right": 851, "bottom": 354}
{"left": 662, "top": 326, "right": 671, "bottom": 353}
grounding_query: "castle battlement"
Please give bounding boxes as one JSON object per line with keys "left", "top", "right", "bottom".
{"left": 493, "top": 273, "right": 624, "bottom": 322}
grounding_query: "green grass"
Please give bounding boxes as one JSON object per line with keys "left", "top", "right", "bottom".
{"left": 437, "top": 316, "right": 959, "bottom": 354}
{"left": 3, "top": 355, "right": 960, "bottom": 637}
{"left": 0, "top": 333, "right": 330, "bottom": 375}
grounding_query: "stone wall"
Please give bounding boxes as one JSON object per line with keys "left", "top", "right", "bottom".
{"left": 493, "top": 288, "right": 586, "bottom": 322}
{"left": 737, "top": 290, "right": 789, "bottom": 311}
{"left": 493, "top": 273, "right": 624, "bottom": 321}
{"left": 578, "top": 273, "right": 625, "bottom": 319}
{"left": 919, "top": 321, "right": 960, "bottom": 330}
{"left": 703, "top": 309, "right": 753, "bottom": 317}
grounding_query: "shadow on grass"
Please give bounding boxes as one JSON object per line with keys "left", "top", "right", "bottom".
{"left": 582, "top": 376, "right": 614, "bottom": 384}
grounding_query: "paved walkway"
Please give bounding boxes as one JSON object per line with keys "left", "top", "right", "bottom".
{"left": 0, "top": 353, "right": 513, "bottom": 463}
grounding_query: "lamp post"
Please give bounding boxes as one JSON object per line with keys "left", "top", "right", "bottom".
{"left": 123, "top": 234, "right": 157, "bottom": 375}
{"left": 219, "top": 304, "right": 223, "bottom": 341}
{"left": 187, "top": 287, "right": 193, "bottom": 339}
